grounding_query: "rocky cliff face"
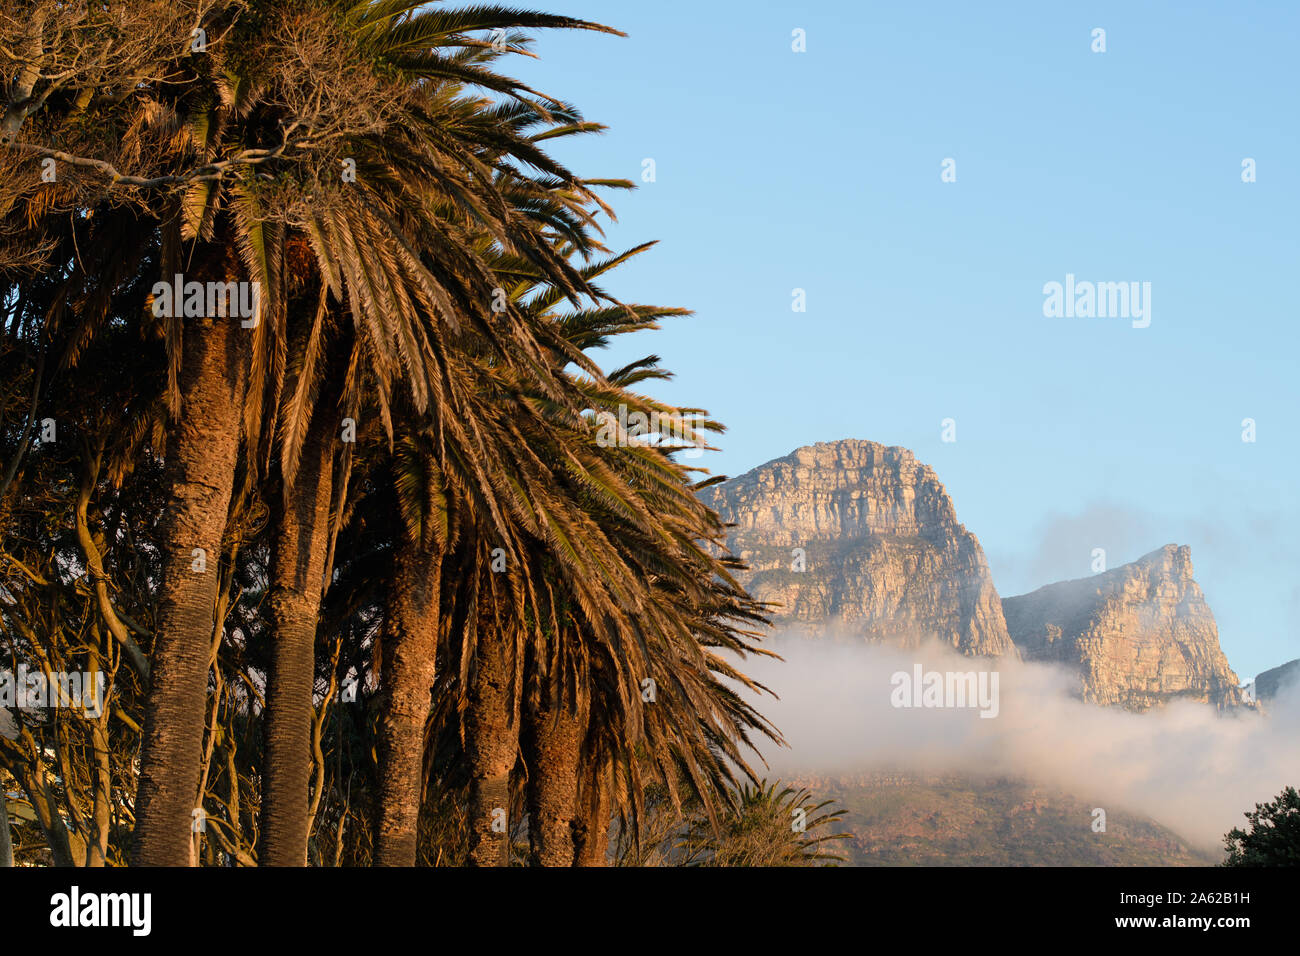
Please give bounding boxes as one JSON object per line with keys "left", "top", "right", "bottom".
{"left": 703, "top": 440, "right": 1247, "bottom": 710}
{"left": 1002, "top": 545, "right": 1243, "bottom": 711}
{"left": 700, "top": 440, "right": 1015, "bottom": 657}
{"left": 1254, "top": 658, "right": 1300, "bottom": 702}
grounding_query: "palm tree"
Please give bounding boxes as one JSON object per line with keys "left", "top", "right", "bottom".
{"left": 521, "top": 622, "right": 586, "bottom": 865}
{"left": 2, "top": 0, "right": 624, "bottom": 865}
{"left": 247, "top": 5, "right": 636, "bottom": 868}
{"left": 674, "top": 782, "right": 849, "bottom": 866}
{"left": 370, "top": 422, "right": 452, "bottom": 865}
{"left": 257, "top": 300, "right": 350, "bottom": 866}
{"left": 3, "top": 2, "right": 791, "bottom": 872}
{"left": 404, "top": 242, "right": 786, "bottom": 867}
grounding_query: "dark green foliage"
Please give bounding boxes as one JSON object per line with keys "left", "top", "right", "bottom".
{"left": 1222, "top": 786, "right": 1300, "bottom": 867}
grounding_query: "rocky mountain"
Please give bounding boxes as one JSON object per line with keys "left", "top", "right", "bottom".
{"left": 700, "top": 440, "right": 1015, "bottom": 656}
{"left": 1001, "top": 545, "right": 1243, "bottom": 711}
{"left": 1254, "top": 658, "right": 1300, "bottom": 702}
{"left": 700, "top": 440, "right": 1262, "bottom": 863}
{"left": 703, "top": 439, "right": 1248, "bottom": 712}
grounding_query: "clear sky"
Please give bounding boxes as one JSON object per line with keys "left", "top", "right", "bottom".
{"left": 511, "top": 0, "right": 1300, "bottom": 679}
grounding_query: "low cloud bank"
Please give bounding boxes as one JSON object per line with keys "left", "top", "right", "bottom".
{"left": 736, "top": 634, "right": 1300, "bottom": 849}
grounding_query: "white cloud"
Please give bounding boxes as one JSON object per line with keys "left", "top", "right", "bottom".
{"left": 735, "top": 632, "right": 1300, "bottom": 849}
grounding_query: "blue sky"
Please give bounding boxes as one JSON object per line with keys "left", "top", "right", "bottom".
{"left": 511, "top": 0, "right": 1300, "bottom": 678}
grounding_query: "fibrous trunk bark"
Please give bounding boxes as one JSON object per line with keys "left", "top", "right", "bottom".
{"left": 132, "top": 315, "right": 246, "bottom": 866}
{"left": 573, "top": 760, "right": 611, "bottom": 867}
{"left": 258, "top": 413, "right": 335, "bottom": 866}
{"left": 372, "top": 542, "right": 442, "bottom": 866}
{"left": 466, "top": 618, "right": 518, "bottom": 867}
{"left": 523, "top": 695, "right": 582, "bottom": 867}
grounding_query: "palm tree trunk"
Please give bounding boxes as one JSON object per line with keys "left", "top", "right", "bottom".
{"left": 372, "top": 541, "right": 442, "bottom": 866}
{"left": 466, "top": 619, "right": 518, "bottom": 867}
{"left": 573, "top": 760, "right": 611, "bottom": 866}
{"left": 258, "top": 414, "right": 335, "bottom": 866}
{"left": 132, "top": 314, "right": 247, "bottom": 866}
{"left": 0, "top": 773, "right": 13, "bottom": 867}
{"left": 523, "top": 695, "right": 582, "bottom": 866}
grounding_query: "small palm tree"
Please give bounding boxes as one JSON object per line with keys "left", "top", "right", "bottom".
{"left": 673, "top": 782, "right": 849, "bottom": 867}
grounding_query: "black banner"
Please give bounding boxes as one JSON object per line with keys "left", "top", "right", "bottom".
{"left": 0, "top": 866, "right": 1279, "bottom": 944}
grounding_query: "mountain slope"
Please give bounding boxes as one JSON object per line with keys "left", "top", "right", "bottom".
{"left": 801, "top": 772, "right": 1216, "bottom": 866}
{"left": 1255, "top": 657, "right": 1300, "bottom": 702}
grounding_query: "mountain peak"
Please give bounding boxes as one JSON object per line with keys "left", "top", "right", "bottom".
{"left": 1134, "top": 543, "right": 1194, "bottom": 580}
{"left": 1002, "top": 545, "right": 1241, "bottom": 710}
{"left": 703, "top": 438, "right": 1246, "bottom": 710}
{"left": 702, "top": 440, "right": 1013, "bottom": 656}
{"left": 789, "top": 438, "right": 916, "bottom": 460}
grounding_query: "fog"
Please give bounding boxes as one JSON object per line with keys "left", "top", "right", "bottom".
{"left": 736, "top": 633, "right": 1300, "bottom": 850}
